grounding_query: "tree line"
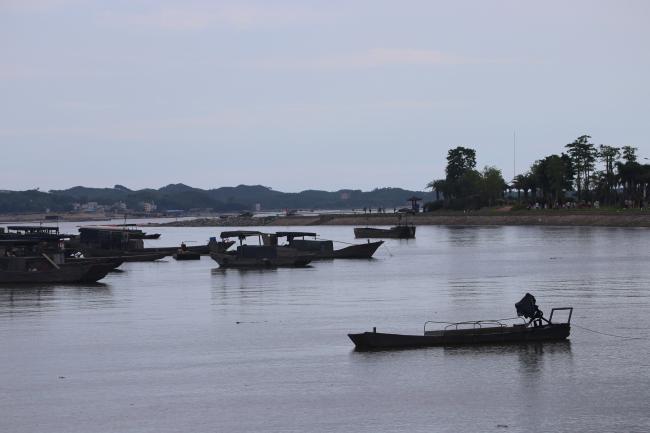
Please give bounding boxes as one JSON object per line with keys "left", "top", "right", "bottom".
{"left": 428, "top": 135, "right": 649, "bottom": 210}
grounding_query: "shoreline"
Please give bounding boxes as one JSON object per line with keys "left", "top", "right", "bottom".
{"left": 144, "top": 211, "right": 650, "bottom": 228}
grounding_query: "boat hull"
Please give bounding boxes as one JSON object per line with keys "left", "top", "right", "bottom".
{"left": 280, "top": 240, "right": 383, "bottom": 259}
{"left": 349, "top": 324, "right": 570, "bottom": 350}
{"left": 210, "top": 252, "right": 312, "bottom": 268}
{"left": 354, "top": 226, "right": 416, "bottom": 239}
{"left": 332, "top": 241, "right": 384, "bottom": 259}
{"left": 0, "top": 263, "right": 113, "bottom": 284}
{"left": 173, "top": 252, "right": 201, "bottom": 260}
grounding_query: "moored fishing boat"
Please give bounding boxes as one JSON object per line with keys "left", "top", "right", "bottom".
{"left": 0, "top": 229, "right": 117, "bottom": 283}
{"left": 211, "top": 231, "right": 312, "bottom": 268}
{"left": 348, "top": 294, "right": 572, "bottom": 350}
{"left": 0, "top": 256, "right": 115, "bottom": 284}
{"left": 353, "top": 225, "right": 416, "bottom": 239}
{"left": 271, "top": 232, "right": 383, "bottom": 259}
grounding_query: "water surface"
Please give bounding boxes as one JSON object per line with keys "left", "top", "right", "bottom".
{"left": 1, "top": 224, "right": 649, "bottom": 432}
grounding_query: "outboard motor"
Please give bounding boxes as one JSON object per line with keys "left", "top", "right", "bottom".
{"left": 515, "top": 293, "right": 545, "bottom": 326}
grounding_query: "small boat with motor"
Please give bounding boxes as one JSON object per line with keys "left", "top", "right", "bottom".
{"left": 210, "top": 231, "right": 312, "bottom": 268}
{"left": 348, "top": 294, "right": 572, "bottom": 350}
{"left": 269, "top": 232, "right": 383, "bottom": 259}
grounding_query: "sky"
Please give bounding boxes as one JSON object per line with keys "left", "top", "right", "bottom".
{"left": 1, "top": 0, "right": 649, "bottom": 192}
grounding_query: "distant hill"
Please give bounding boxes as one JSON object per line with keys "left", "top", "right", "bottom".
{"left": 0, "top": 184, "right": 434, "bottom": 213}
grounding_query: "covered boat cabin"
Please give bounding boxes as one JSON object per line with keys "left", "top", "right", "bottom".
{"left": 220, "top": 230, "right": 277, "bottom": 259}
{"left": 0, "top": 238, "right": 66, "bottom": 268}
{"left": 78, "top": 226, "right": 144, "bottom": 250}
{"left": 2, "top": 225, "right": 67, "bottom": 242}
{"left": 270, "top": 232, "right": 334, "bottom": 256}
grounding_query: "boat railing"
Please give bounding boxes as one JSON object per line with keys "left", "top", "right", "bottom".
{"left": 548, "top": 307, "right": 573, "bottom": 324}
{"left": 424, "top": 317, "right": 526, "bottom": 334}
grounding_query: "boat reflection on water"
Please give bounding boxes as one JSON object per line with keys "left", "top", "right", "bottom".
{"left": 0, "top": 283, "right": 112, "bottom": 315}
{"left": 441, "top": 340, "right": 572, "bottom": 358}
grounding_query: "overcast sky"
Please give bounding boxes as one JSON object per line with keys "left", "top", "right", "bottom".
{"left": 1, "top": 0, "right": 648, "bottom": 192}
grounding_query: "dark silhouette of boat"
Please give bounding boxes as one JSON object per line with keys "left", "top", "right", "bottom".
{"left": 0, "top": 228, "right": 120, "bottom": 283}
{"left": 272, "top": 232, "right": 383, "bottom": 259}
{"left": 100, "top": 224, "right": 161, "bottom": 240}
{"left": 210, "top": 231, "right": 312, "bottom": 268}
{"left": 0, "top": 263, "right": 115, "bottom": 284}
{"left": 0, "top": 254, "right": 116, "bottom": 284}
{"left": 353, "top": 225, "right": 416, "bottom": 239}
{"left": 68, "top": 226, "right": 226, "bottom": 260}
{"left": 173, "top": 243, "right": 201, "bottom": 260}
{"left": 349, "top": 294, "right": 572, "bottom": 350}
{"left": 354, "top": 213, "right": 416, "bottom": 239}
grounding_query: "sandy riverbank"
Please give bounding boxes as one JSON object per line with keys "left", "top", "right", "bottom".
{"left": 146, "top": 211, "right": 650, "bottom": 228}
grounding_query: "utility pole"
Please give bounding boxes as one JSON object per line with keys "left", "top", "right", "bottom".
{"left": 513, "top": 130, "right": 516, "bottom": 181}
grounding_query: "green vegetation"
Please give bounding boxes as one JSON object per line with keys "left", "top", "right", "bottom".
{"left": 427, "top": 135, "right": 650, "bottom": 210}
{"left": 426, "top": 147, "right": 507, "bottom": 210}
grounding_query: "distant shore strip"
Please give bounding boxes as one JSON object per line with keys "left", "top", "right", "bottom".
{"left": 146, "top": 211, "right": 650, "bottom": 228}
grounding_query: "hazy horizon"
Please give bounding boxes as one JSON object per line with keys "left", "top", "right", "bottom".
{"left": 2, "top": 0, "right": 649, "bottom": 192}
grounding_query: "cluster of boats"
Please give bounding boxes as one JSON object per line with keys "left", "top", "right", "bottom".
{"left": 1, "top": 222, "right": 574, "bottom": 350}
{"left": 0, "top": 222, "right": 407, "bottom": 283}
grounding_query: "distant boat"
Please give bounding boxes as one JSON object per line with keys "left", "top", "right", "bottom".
{"left": 353, "top": 225, "right": 415, "bottom": 239}
{"left": 349, "top": 294, "right": 572, "bottom": 350}
{"left": 68, "top": 226, "right": 217, "bottom": 260}
{"left": 272, "top": 232, "right": 383, "bottom": 259}
{"left": 211, "top": 231, "right": 312, "bottom": 268}
{"left": 88, "top": 224, "right": 161, "bottom": 240}
{"left": 173, "top": 243, "right": 201, "bottom": 260}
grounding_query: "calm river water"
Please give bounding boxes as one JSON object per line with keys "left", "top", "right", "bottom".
{"left": 1, "top": 223, "right": 649, "bottom": 432}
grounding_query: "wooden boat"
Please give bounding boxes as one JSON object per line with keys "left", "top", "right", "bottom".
{"left": 349, "top": 294, "right": 573, "bottom": 350}
{"left": 272, "top": 232, "right": 383, "bottom": 259}
{"left": 210, "top": 231, "right": 312, "bottom": 268}
{"left": 0, "top": 231, "right": 117, "bottom": 283}
{"left": 97, "top": 224, "right": 159, "bottom": 240}
{"left": 353, "top": 225, "right": 416, "bottom": 239}
{"left": 0, "top": 259, "right": 114, "bottom": 284}
{"left": 173, "top": 243, "right": 201, "bottom": 260}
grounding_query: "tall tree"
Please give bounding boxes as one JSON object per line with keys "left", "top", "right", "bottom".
{"left": 621, "top": 145, "right": 638, "bottom": 163}
{"left": 565, "top": 135, "right": 597, "bottom": 201}
{"left": 480, "top": 166, "right": 506, "bottom": 206}
{"left": 444, "top": 146, "right": 477, "bottom": 200}
{"left": 598, "top": 145, "right": 620, "bottom": 205}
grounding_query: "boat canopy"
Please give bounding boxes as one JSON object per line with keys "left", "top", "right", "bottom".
{"left": 220, "top": 230, "right": 264, "bottom": 239}
{"left": 275, "top": 232, "right": 317, "bottom": 238}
